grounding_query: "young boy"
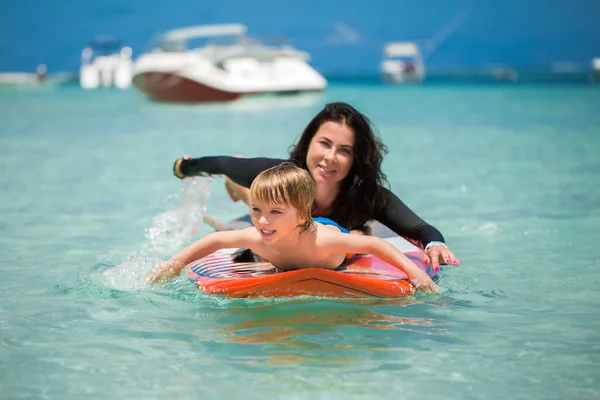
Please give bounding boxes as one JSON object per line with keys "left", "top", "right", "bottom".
{"left": 147, "top": 162, "right": 438, "bottom": 292}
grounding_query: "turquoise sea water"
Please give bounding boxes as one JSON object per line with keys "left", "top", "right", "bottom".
{"left": 1, "top": 83, "right": 599, "bottom": 399}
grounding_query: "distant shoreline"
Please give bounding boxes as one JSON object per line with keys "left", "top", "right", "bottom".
{"left": 325, "top": 68, "right": 600, "bottom": 85}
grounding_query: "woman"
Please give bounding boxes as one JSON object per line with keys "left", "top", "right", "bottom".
{"left": 173, "top": 102, "right": 459, "bottom": 270}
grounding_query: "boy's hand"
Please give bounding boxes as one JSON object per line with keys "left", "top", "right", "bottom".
{"left": 146, "top": 262, "right": 182, "bottom": 285}
{"left": 407, "top": 269, "right": 439, "bottom": 293}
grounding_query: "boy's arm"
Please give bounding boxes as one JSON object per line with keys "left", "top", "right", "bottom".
{"left": 326, "top": 234, "right": 439, "bottom": 293}
{"left": 147, "top": 229, "right": 255, "bottom": 284}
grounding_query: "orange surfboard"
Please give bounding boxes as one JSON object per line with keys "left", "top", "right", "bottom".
{"left": 187, "top": 217, "right": 434, "bottom": 299}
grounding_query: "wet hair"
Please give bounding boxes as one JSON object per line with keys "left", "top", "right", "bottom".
{"left": 288, "top": 102, "right": 389, "bottom": 230}
{"left": 250, "top": 162, "right": 315, "bottom": 232}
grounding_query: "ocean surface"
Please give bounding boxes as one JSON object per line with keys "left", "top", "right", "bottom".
{"left": 1, "top": 82, "right": 599, "bottom": 399}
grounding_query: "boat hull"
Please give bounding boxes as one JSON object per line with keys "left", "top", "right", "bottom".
{"left": 132, "top": 72, "right": 242, "bottom": 102}
{"left": 132, "top": 72, "right": 323, "bottom": 103}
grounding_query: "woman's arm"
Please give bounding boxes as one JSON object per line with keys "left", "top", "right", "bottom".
{"left": 374, "top": 187, "right": 460, "bottom": 269}
{"left": 146, "top": 229, "right": 255, "bottom": 283}
{"left": 177, "top": 156, "right": 284, "bottom": 187}
{"left": 375, "top": 187, "right": 444, "bottom": 245}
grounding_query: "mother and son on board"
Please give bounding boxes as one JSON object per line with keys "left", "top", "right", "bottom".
{"left": 147, "top": 102, "right": 460, "bottom": 293}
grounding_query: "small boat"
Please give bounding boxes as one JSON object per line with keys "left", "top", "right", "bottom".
{"left": 490, "top": 67, "right": 519, "bottom": 82}
{"left": 187, "top": 216, "right": 435, "bottom": 299}
{"left": 0, "top": 65, "right": 75, "bottom": 89}
{"left": 80, "top": 38, "right": 133, "bottom": 89}
{"left": 131, "top": 23, "right": 327, "bottom": 103}
{"left": 380, "top": 41, "right": 425, "bottom": 83}
{"left": 0, "top": 65, "right": 50, "bottom": 86}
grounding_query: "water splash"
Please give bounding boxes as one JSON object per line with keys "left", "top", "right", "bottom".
{"left": 144, "top": 177, "right": 212, "bottom": 255}
{"left": 92, "top": 255, "right": 163, "bottom": 291}
{"left": 94, "top": 177, "right": 213, "bottom": 291}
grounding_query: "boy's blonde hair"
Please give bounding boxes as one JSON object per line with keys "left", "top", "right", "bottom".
{"left": 250, "top": 162, "right": 315, "bottom": 232}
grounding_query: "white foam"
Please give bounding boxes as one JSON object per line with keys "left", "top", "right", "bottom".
{"left": 98, "top": 177, "right": 213, "bottom": 291}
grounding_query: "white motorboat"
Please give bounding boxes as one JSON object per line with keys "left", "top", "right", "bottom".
{"left": 131, "top": 24, "right": 327, "bottom": 103}
{"left": 380, "top": 41, "right": 425, "bottom": 83}
{"left": 80, "top": 38, "right": 133, "bottom": 89}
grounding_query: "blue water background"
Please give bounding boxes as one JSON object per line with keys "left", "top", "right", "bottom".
{"left": 1, "top": 83, "right": 599, "bottom": 399}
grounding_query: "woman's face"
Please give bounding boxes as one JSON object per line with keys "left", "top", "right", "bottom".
{"left": 306, "top": 121, "right": 355, "bottom": 186}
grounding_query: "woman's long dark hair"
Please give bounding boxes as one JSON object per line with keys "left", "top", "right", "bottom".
{"left": 288, "top": 102, "right": 389, "bottom": 230}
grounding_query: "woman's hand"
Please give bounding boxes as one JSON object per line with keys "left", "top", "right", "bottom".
{"left": 173, "top": 155, "right": 192, "bottom": 179}
{"left": 422, "top": 243, "right": 460, "bottom": 271}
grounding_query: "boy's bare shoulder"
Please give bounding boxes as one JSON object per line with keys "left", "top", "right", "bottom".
{"left": 314, "top": 223, "right": 349, "bottom": 244}
{"left": 314, "top": 224, "right": 376, "bottom": 248}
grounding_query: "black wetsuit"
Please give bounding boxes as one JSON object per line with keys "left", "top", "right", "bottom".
{"left": 180, "top": 156, "right": 445, "bottom": 246}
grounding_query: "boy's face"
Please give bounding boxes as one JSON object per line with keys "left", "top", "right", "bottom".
{"left": 250, "top": 198, "right": 303, "bottom": 245}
